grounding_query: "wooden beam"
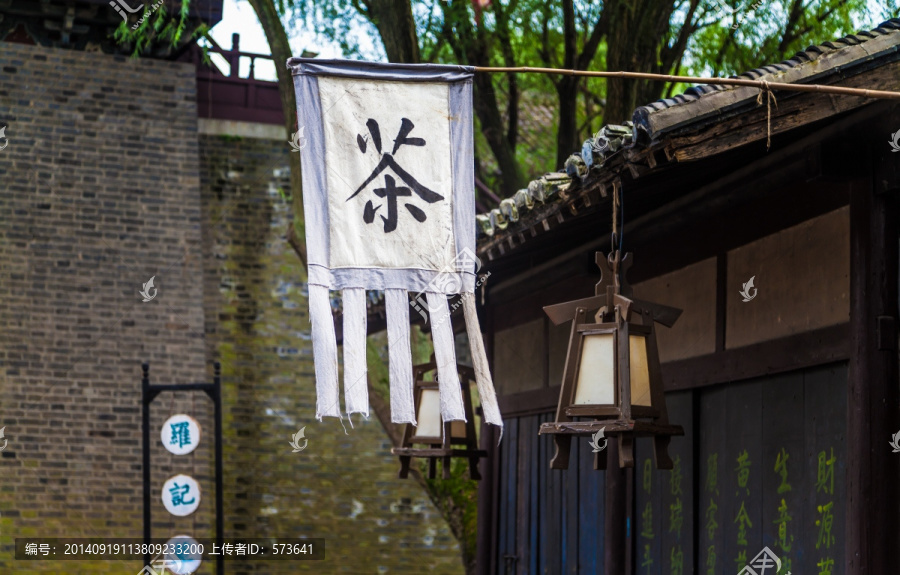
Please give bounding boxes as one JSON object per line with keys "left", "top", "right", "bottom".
{"left": 477, "top": 307, "right": 500, "bottom": 575}
{"left": 666, "top": 61, "right": 900, "bottom": 161}
{"left": 498, "top": 385, "right": 562, "bottom": 417}
{"left": 846, "top": 112, "right": 900, "bottom": 573}
{"left": 475, "top": 424, "right": 498, "bottom": 575}
{"left": 390, "top": 448, "right": 488, "bottom": 457}
{"left": 607, "top": 100, "right": 883, "bottom": 255}
{"left": 538, "top": 420, "right": 684, "bottom": 436}
{"left": 662, "top": 323, "right": 849, "bottom": 391}
{"left": 604, "top": 440, "right": 627, "bottom": 574}
{"left": 715, "top": 254, "right": 726, "bottom": 352}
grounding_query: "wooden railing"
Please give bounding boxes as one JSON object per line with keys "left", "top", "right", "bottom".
{"left": 183, "top": 33, "right": 285, "bottom": 126}
{"left": 200, "top": 33, "right": 274, "bottom": 80}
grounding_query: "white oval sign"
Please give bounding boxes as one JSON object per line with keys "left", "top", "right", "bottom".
{"left": 161, "top": 474, "right": 201, "bottom": 517}
{"left": 161, "top": 414, "right": 200, "bottom": 455}
{"left": 164, "top": 534, "right": 203, "bottom": 574}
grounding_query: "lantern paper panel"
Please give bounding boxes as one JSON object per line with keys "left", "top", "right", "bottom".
{"left": 413, "top": 388, "right": 468, "bottom": 441}
{"left": 629, "top": 335, "right": 652, "bottom": 407}
{"left": 574, "top": 332, "right": 617, "bottom": 405}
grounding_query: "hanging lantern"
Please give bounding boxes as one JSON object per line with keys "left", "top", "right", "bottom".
{"left": 540, "top": 250, "right": 684, "bottom": 470}
{"left": 392, "top": 356, "right": 486, "bottom": 480}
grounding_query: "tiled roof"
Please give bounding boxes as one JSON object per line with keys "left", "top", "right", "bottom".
{"left": 636, "top": 19, "right": 900, "bottom": 120}
{"left": 474, "top": 18, "right": 900, "bottom": 243}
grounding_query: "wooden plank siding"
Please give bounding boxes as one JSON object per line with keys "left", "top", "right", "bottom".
{"left": 494, "top": 363, "right": 846, "bottom": 574}
{"left": 633, "top": 391, "right": 693, "bottom": 575}
{"left": 495, "top": 411, "right": 607, "bottom": 574}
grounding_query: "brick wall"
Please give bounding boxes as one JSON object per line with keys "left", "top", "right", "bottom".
{"left": 0, "top": 40, "right": 463, "bottom": 574}
{"left": 0, "top": 40, "right": 212, "bottom": 573}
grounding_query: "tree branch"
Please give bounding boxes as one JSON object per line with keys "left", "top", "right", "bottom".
{"left": 576, "top": 4, "right": 608, "bottom": 71}
{"left": 537, "top": 3, "right": 557, "bottom": 87}
{"left": 660, "top": 0, "right": 701, "bottom": 74}
{"left": 777, "top": 0, "right": 806, "bottom": 53}
{"left": 285, "top": 222, "right": 307, "bottom": 270}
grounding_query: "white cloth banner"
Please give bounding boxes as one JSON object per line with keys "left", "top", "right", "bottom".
{"left": 289, "top": 58, "right": 502, "bottom": 433}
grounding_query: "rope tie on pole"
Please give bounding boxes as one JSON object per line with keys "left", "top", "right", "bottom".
{"left": 756, "top": 79, "right": 778, "bottom": 150}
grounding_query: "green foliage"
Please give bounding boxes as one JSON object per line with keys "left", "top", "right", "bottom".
{"left": 421, "top": 456, "right": 480, "bottom": 570}
{"left": 682, "top": 0, "right": 883, "bottom": 77}
{"left": 113, "top": 0, "right": 202, "bottom": 57}
{"left": 366, "top": 332, "right": 391, "bottom": 402}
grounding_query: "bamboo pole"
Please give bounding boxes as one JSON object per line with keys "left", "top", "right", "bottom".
{"left": 473, "top": 66, "right": 900, "bottom": 100}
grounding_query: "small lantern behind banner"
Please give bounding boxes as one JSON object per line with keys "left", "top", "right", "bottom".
{"left": 539, "top": 251, "right": 685, "bottom": 470}
{"left": 392, "top": 355, "right": 487, "bottom": 480}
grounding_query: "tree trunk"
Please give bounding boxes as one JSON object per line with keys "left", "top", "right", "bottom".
{"left": 443, "top": 0, "right": 522, "bottom": 196}
{"left": 247, "top": 0, "right": 307, "bottom": 271}
{"left": 555, "top": 0, "right": 579, "bottom": 169}
{"left": 554, "top": 0, "right": 607, "bottom": 169}
{"left": 473, "top": 72, "right": 524, "bottom": 197}
{"left": 603, "top": 0, "right": 675, "bottom": 125}
{"left": 555, "top": 75, "right": 580, "bottom": 169}
{"left": 368, "top": 0, "right": 421, "bottom": 63}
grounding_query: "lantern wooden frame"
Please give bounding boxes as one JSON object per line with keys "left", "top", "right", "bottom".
{"left": 392, "top": 356, "right": 487, "bottom": 480}
{"left": 539, "top": 251, "right": 685, "bottom": 470}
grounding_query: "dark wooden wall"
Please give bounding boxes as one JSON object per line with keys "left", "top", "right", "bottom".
{"left": 494, "top": 363, "right": 847, "bottom": 575}
{"left": 496, "top": 413, "right": 607, "bottom": 574}
{"left": 634, "top": 391, "right": 694, "bottom": 575}
{"left": 692, "top": 363, "right": 846, "bottom": 575}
